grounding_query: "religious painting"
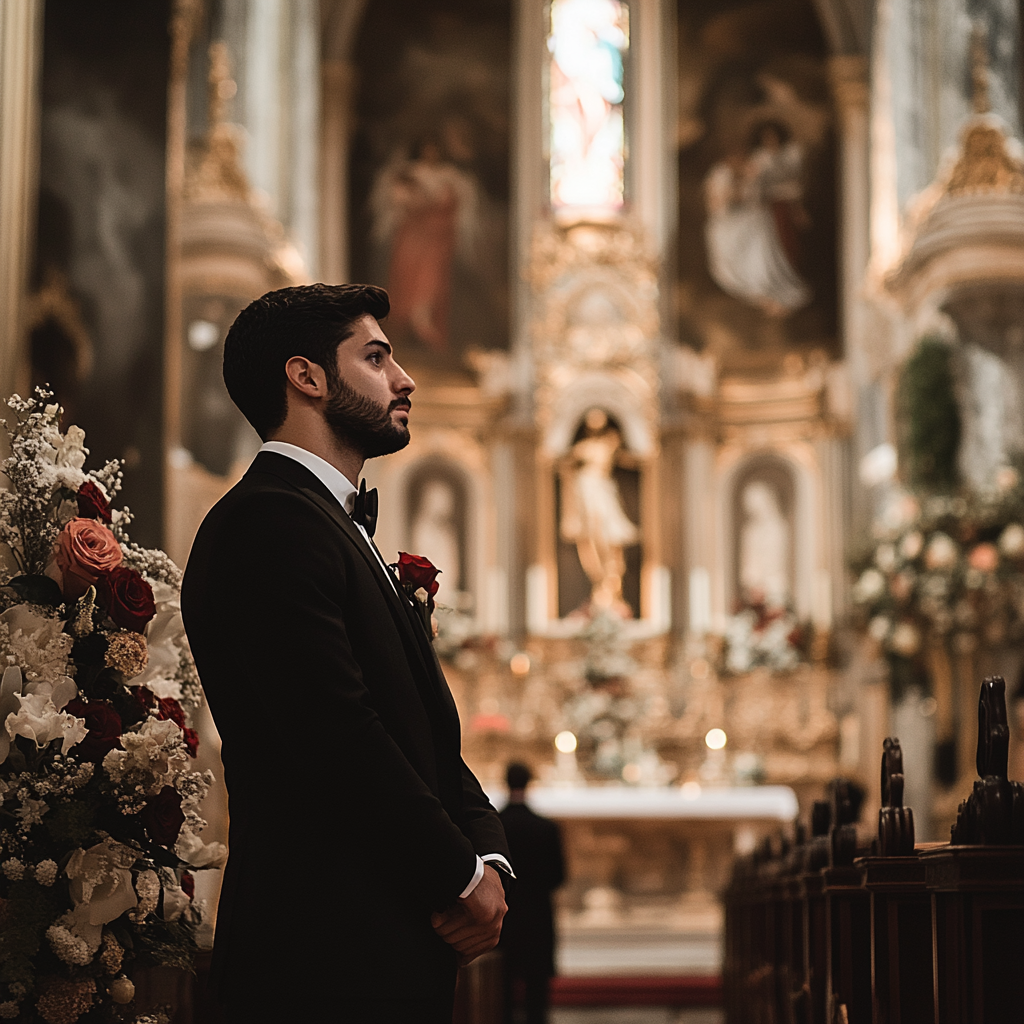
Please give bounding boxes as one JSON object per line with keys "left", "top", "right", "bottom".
{"left": 730, "top": 455, "right": 795, "bottom": 612}
{"left": 676, "top": 0, "right": 838, "bottom": 372}
{"left": 405, "top": 460, "right": 470, "bottom": 610}
{"left": 349, "top": 0, "right": 511, "bottom": 369}
{"left": 556, "top": 409, "right": 641, "bottom": 619}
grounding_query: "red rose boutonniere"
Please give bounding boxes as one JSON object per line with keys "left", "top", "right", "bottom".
{"left": 394, "top": 552, "right": 441, "bottom": 638}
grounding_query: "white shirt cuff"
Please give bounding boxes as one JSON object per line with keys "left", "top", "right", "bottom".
{"left": 459, "top": 854, "right": 516, "bottom": 898}
{"left": 459, "top": 856, "right": 485, "bottom": 899}
{"left": 481, "top": 853, "right": 515, "bottom": 878}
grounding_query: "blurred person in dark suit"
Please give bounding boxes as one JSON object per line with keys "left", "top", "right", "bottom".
{"left": 499, "top": 762, "right": 566, "bottom": 1024}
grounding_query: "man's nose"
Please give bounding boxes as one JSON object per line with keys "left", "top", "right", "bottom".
{"left": 393, "top": 362, "right": 415, "bottom": 395}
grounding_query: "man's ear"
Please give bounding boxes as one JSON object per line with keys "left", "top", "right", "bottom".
{"left": 284, "top": 356, "right": 327, "bottom": 399}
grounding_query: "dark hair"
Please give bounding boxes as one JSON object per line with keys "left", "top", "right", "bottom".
{"left": 222, "top": 283, "right": 390, "bottom": 440}
{"left": 506, "top": 762, "right": 532, "bottom": 790}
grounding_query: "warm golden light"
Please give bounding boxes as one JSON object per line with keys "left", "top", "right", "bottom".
{"left": 509, "top": 653, "right": 531, "bottom": 676}
{"left": 680, "top": 780, "right": 702, "bottom": 799}
{"left": 555, "top": 730, "right": 578, "bottom": 753}
{"left": 705, "top": 728, "right": 727, "bottom": 750}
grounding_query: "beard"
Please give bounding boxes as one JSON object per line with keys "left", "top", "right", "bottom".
{"left": 323, "top": 374, "right": 410, "bottom": 459}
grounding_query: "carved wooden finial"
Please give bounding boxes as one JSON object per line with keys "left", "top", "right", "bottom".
{"left": 951, "top": 677, "right": 1024, "bottom": 844}
{"left": 878, "top": 737, "right": 915, "bottom": 856}
{"left": 970, "top": 22, "right": 991, "bottom": 116}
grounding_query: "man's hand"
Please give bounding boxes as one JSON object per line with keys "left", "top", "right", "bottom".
{"left": 431, "top": 865, "right": 507, "bottom": 966}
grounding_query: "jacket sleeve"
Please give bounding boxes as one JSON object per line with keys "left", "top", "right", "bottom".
{"left": 181, "top": 489, "right": 479, "bottom": 909}
{"left": 459, "top": 758, "right": 511, "bottom": 862}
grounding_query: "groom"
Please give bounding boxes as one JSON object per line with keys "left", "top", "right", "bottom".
{"left": 181, "top": 284, "right": 511, "bottom": 1023}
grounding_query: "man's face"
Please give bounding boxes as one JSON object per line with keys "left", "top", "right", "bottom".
{"left": 324, "top": 314, "right": 415, "bottom": 459}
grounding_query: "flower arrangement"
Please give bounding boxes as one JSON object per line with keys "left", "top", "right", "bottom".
{"left": 718, "top": 598, "right": 812, "bottom": 675}
{"left": 0, "top": 391, "right": 224, "bottom": 1024}
{"left": 851, "top": 468, "right": 1024, "bottom": 680}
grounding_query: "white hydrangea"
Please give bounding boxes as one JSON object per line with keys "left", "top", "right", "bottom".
{"left": 46, "top": 922, "right": 94, "bottom": 966}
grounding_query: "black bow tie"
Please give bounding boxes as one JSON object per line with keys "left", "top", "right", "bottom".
{"left": 351, "top": 479, "right": 378, "bottom": 538}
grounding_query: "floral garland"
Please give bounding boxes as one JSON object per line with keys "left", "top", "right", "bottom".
{"left": 718, "top": 598, "right": 812, "bottom": 676}
{"left": 851, "top": 467, "right": 1024, "bottom": 686}
{"left": 0, "top": 391, "right": 223, "bottom": 1024}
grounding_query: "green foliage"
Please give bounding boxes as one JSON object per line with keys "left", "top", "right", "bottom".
{"left": 899, "top": 337, "right": 961, "bottom": 492}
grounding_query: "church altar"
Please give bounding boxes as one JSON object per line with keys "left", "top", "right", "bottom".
{"left": 488, "top": 784, "right": 797, "bottom": 976}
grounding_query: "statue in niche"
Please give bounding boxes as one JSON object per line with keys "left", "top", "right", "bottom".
{"left": 704, "top": 120, "right": 811, "bottom": 317}
{"left": 371, "top": 138, "right": 478, "bottom": 352}
{"left": 410, "top": 477, "right": 463, "bottom": 601}
{"left": 739, "top": 480, "right": 790, "bottom": 608}
{"left": 559, "top": 409, "right": 639, "bottom": 614}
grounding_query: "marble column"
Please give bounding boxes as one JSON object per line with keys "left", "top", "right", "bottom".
{"left": 0, "top": 0, "right": 43, "bottom": 402}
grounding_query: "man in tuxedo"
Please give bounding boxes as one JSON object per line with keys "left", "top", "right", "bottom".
{"left": 499, "top": 763, "right": 565, "bottom": 1024}
{"left": 181, "top": 283, "right": 512, "bottom": 1023}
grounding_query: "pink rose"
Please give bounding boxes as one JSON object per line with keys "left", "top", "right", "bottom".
{"left": 57, "top": 518, "right": 123, "bottom": 600}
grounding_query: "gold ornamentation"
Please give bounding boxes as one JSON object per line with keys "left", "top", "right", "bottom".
{"left": 183, "top": 42, "right": 250, "bottom": 203}
{"left": 25, "top": 269, "right": 93, "bottom": 379}
{"left": 945, "top": 121, "right": 1024, "bottom": 197}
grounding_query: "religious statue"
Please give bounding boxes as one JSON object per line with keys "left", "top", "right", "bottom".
{"left": 704, "top": 120, "right": 811, "bottom": 316}
{"left": 559, "top": 409, "right": 639, "bottom": 614}
{"left": 370, "top": 139, "right": 478, "bottom": 350}
{"left": 738, "top": 480, "right": 790, "bottom": 608}
{"left": 410, "top": 477, "right": 462, "bottom": 600}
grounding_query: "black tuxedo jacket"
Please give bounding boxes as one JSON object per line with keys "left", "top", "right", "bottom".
{"left": 181, "top": 451, "right": 509, "bottom": 1019}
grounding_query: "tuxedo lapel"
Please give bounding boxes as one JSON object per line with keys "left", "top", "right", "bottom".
{"left": 249, "top": 453, "right": 456, "bottom": 733}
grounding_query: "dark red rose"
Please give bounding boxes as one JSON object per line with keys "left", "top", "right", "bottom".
{"left": 133, "top": 686, "right": 156, "bottom": 711}
{"left": 142, "top": 786, "right": 185, "bottom": 847}
{"left": 64, "top": 698, "right": 122, "bottom": 761}
{"left": 180, "top": 871, "right": 194, "bottom": 901}
{"left": 156, "top": 697, "right": 185, "bottom": 729}
{"left": 76, "top": 481, "right": 112, "bottom": 522}
{"left": 396, "top": 552, "right": 441, "bottom": 599}
{"left": 182, "top": 727, "right": 199, "bottom": 758}
{"left": 98, "top": 566, "right": 156, "bottom": 632}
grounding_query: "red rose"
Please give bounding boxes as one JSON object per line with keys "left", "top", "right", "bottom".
{"left": 156, "top": 697, "right": 185, "bottom": 729}
{"left": 76, "top": 482, "right": 112, "bottom": 522}
{"left": 180, "top": 871, "right": 195, "bottom": 901}
{"left": 98, "top": 566, "right": 156, "bottom": 632}
{"left": 64, "top": 698, "right": 122, "bottom": 761}
{"left": 396, "top": 552, "right": 441, "bottom": 599}
{"left": 182, "top": 728, "right": 199, "bottom": 758}
{"left": 57, "top": 518, "right": 123, "bottom": 600}
{"left": 141, "top": 786, "right": 185, "bottom": 847}
{"left": 134, "top": 686, "right": 156, "bottom": 711}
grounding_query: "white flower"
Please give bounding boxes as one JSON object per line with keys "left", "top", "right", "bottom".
{"left": 924, "top": 533, "right": 958, "bottom": 571}
{"left": 0, "top": 1002, "right": 18, "bottom": 1019}
{"left": 66, "top": 840, "right": 138, "bottom": 941}
{"left": 900, "top": 531, "right": 924, "bottom": 560}
{"left": 46, "top": 922, "right": 94, "bottom": 965}
{"left": 15, "top": 797, "right": 48, "bottom": 827}
{"left": 998, "top": 523, "right": 1024, "bottom": 559}
{"left": 0, "top": 606, "right": 74, "bottom": 686}
{"left": 2, "top": 858, "right": 24, "bottom": 880}
{"left": 161, "top": 880, "right": 190, "bottom": 922}
{"left": 131, "top": 582, "right": 186, "bottom": 695}
{"left": 132, "top": 868, "right": 160, "bottom": 922}
{"left": 175, "top": 827, "right": 227, "bottom": 869}
{"left": 5, "top": 691, "right": 85, "bottom": 754}
{"left": 55, "top": 425, "right": 88, "bottom": 470}
{"left": 34, "top": 859, "right": 58, "bottom": 885}
{"left": 121, "top": 718, "right": 189, "bottom": 791}
{"left": 890, "top": 622, "right": 921, "bottom": 657}
{"left": 102, "top": 747, "right": 128, "bottom": 781}
{"left": 853, "top": 569, "right": 886, "bottom": 604}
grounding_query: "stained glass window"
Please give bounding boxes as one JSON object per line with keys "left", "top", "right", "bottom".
{"left": 547, "top": 0, "right": 629, "bottom": 212}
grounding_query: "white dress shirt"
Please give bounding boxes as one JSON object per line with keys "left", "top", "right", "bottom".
{"left": 259, "top": 441, "right": 511, "bottom": 896}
